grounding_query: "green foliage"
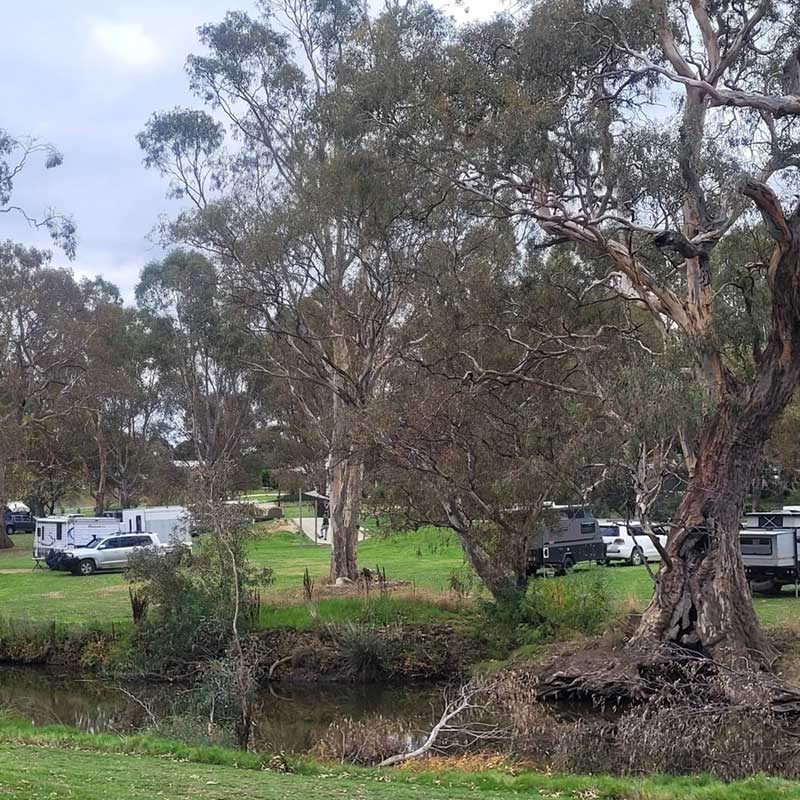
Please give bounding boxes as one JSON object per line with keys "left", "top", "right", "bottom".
{"left": 124, "top": 506, "right": 268, "bottom": 669}
{"left": 260, "top": 468, "right": 276, "bottom": 489}
{"left": 328, "top": 622, "right": 398, "bottom": 682}
{"left": 0, "top": 617, "right": 121, "bottom": 668}
{"left": 520, "top": 571, "right": 615, "bottom": 642}
{"left": 448, "top": 565, "right": 479, "bottom": 598}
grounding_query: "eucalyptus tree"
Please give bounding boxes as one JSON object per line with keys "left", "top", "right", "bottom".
{"left": 136, "top": 249, "right": 259, "bottom": 499}
{"left": 374, "top": 206, "right": 697, "bottom": 599}
{"left": 138, "top": 0, "right": 445, "bottom": 578}
{"left": 371, "top": 244, "right": 582, "bottom": 599}
{"left": 77, "top": 282, "right": 170, "bottom": 513}
{"left": 0, "top": 129, "right": 76, "bottom": 257}
{"left": 0, "top": 244, "right": 89, "bottom": 547}
{"left": 391, "top": 0, "right": 800, "bottom": 663}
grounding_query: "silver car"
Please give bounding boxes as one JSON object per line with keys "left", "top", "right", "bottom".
{"left": 60, "top": 533, "right": 164, "bottom": 576}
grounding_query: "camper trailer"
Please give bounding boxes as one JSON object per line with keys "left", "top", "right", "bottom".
{"left": 33, "top": 506, "right": 191, "bottom": 566}
{"left": 526, "top": 505, "right": 606, "bottom": 575}
{"left": 740, "top": 507, "right": 800, "bottom": 594}
{"left": 34, "top": 515, "right": 122, "bottom": 562}
{"left": 118, "top": 506, "right": 191, "bottom": 546}
{"left": 741, "top": 506, "right": 800, "bottom": 531}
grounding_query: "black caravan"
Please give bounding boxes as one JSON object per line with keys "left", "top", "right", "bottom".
{"left": 526, "top": 505, "right": 606, "bottom": 576}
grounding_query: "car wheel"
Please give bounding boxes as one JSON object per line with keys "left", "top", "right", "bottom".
{"left": 629, "top": 548, "right": 644, "bottom": 567}
{"left": 76, "top": 559, "right": 96, "bottom": 576}
{"left": 562, "top": 555, "right": 576, "bottom": 573}
{"left": 5, "top": 525, "right": 14, "bottom": 536}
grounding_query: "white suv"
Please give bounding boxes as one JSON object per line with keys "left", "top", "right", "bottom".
{"left": 599, "top": 520, "right": 668, "bottom": 566}
{"left": 59, "top": 533, "right": 166, "bottom": 576}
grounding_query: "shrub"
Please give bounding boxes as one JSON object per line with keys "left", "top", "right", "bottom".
{"left": 448, "top": 565, "right": 478, "bottom": 598}
{"left": 519, "top": 571, "right": 615, "bottom": 641}
{"left": 125, "top": 502, "right": 271, "bottom": 671}
{"left": 328, "top": 622, "right": 400, "bottom": 682}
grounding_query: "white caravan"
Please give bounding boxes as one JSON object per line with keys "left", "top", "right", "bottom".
{"left": 118, "top": 506, "right": 191, "bottom": 546}
{"left": 33, "top": 515, "right": 122, "bottom": 560}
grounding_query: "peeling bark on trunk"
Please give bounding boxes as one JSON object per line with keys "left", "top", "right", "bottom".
{"left": 0, "top": 458, "right": 10, "bottom": 550}
{"left": 633, "top": 201, "right": 800, "bottom": 666}
{"left": 631, "top": 403, "right": 777, "bottom": 665}
{"left": 328, "top": 386, "right": 362, "bottom": 581}
{"left": 328, "top": 453, "right": 362, "bottom": 581}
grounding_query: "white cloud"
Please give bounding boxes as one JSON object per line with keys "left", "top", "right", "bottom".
{"left": 89, "top": 20, "right": 161, "bottom": 69}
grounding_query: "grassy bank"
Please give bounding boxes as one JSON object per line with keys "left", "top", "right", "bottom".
{"left": 0, "top": 527, "right": 465, "bottom": 624}
{"left": 4, "top": 526, "right": 800, "bottom": 630}
{"left": 0, "top": 718, "right": 798, "bottom": 799}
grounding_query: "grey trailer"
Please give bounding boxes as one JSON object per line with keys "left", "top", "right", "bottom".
{"left": 526, "top": 505, "right": 606, "bottom": 575}
{"left": 739, "top": 528, "right": 799, "bottom": 595}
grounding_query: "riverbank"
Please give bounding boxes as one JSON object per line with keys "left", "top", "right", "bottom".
{"left": 0, "top": 718, "right": 797, "bottom": 800}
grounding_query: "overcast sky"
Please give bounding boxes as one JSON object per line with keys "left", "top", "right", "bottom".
{"left": 1, "top": 0, "right": 501, "bottom": 299}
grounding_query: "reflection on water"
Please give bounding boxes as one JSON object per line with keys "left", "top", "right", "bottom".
{"left": 0, "top": 666, "right": 440, "bottom": 752}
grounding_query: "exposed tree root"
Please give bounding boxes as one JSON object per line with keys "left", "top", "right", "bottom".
{"left": 506, "top": 637, "right": 800, "bottom": 716}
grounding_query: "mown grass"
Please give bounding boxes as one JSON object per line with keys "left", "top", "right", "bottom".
{"left": 0, "top": 717, "right": 799, "bottom": 799}
{"left": 4, "top": 525, "right": 800, "bottom": 631}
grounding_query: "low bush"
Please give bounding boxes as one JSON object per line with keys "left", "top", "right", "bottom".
{"left": 519, "top": 571, "right": 615, "bottom": 641}
{"left": 327, "top": 622, "right": 400, "bottom": 682}
{"left": 0, "top": 617, "right": 122, "bottom": 668}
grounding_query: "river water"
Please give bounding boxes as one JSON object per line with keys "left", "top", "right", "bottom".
{"left": 0, "top": 666, "right": 441, "bottom": 752}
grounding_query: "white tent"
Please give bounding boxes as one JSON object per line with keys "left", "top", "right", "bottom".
{"left": 7, "top": 501, "right": 30, "bottom": 513}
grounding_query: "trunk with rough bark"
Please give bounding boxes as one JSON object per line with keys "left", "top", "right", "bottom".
{"left": 328, "top": 449, "right": 362, "bottom": 581}
{"left": 442, "top": 497, "right": 529, "bottom": 601}
{"left": 0, "top": 458, "right": 10, "bottom": 550}
{"left": 631, "top": 403, "right": 773, "bottom": 664}
{"left": 632, "top": 182, "right": 800, "bottom": 667}
{"left": 327, "top": 376, "right": 362, "bottom": 580}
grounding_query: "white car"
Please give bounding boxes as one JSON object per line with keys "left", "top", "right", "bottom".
{"left": 599, "top": 520, "right": 668, "bottom": 566}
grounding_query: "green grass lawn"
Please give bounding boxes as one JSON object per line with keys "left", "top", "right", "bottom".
{"left": 4, "top": 526, "right": 800, "bottom": 630}
{"left": 0, "top": 720, "right": 799, "bottom": 800}
{"left": 0, "top": 527, "right": 465, "bottom": 624}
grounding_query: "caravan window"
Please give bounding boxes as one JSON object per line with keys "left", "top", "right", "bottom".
{"left": 135, "top": 515, "right": 142, "bottom": 532}
{"left": 580, "top": 523, "right": 596, "bottom": 535}
{"left": 741, "top": 536, "right": 774, "bottom": 556}
{"left": 56, "top": 523, "right": 63, "bottom": 541}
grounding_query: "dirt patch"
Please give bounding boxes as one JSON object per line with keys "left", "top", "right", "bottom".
{"left": 0, "top": 569, "right": 29, "bottom": 574}
{"left": 43, "top": 592, "right": 65, "bottom": 600}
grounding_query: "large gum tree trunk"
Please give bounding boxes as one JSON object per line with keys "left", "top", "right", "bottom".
{"left": 632, "top": 182, "right": 800, "bottom": 667}
{"left": 328, "top": 450, "right": 362, "bottom": 581}
{"left": 327, "top": 386, "right": 362, "bottom": 581}
{"left": 631, "top": 402, "right": 776, "bottom": 665}
{"left": 0, "top": 458, "right": 10, "bottom": 550}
